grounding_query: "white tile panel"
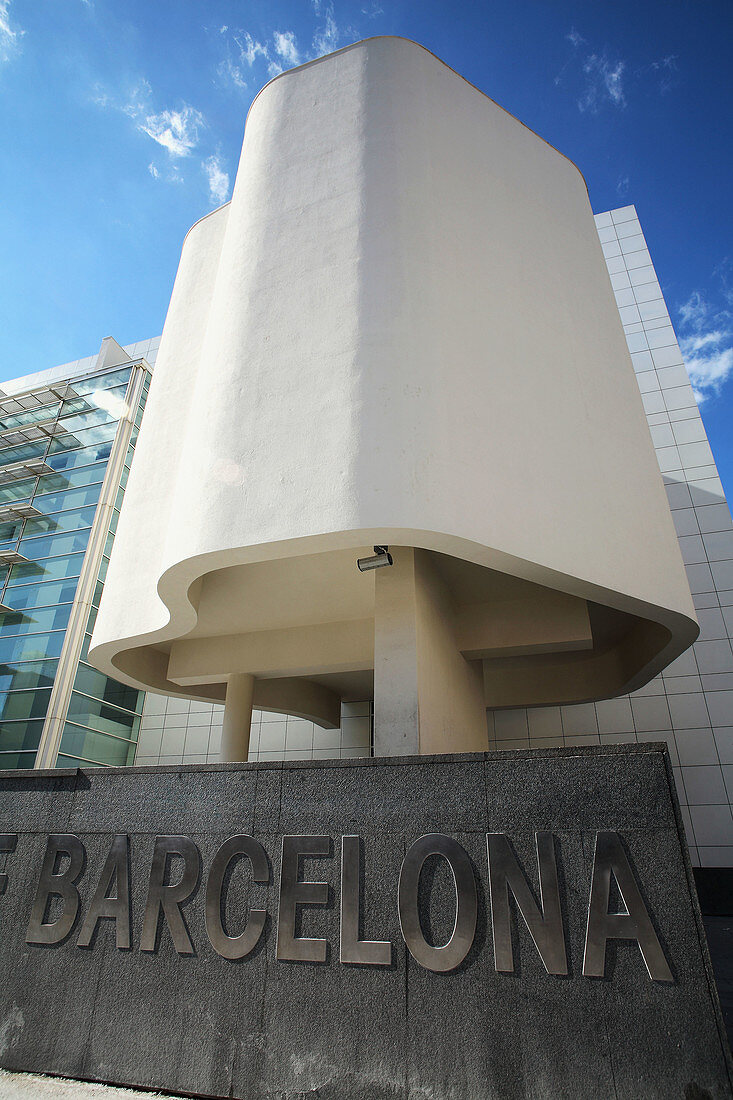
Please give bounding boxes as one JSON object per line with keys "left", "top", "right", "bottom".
{"left": 638, "top": 299, "right": 669, "bottom": 322}
{"left": 696, "top": 503, "right": 733, "bottom": 533}
{"left": 689, "top": 804, "right": 733, "bottom": 846}
{"left": 611, "top": 205, "right": 637, "bottom": 223}
{"left": 560, "top": 702, "right": 598, "bottom": 736}
{"left": 619, "top": 233, "right": 646, "bottom": 254}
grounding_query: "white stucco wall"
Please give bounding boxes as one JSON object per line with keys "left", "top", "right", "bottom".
{"left": 90, "top": 37, "right": 696, "bottom": 705}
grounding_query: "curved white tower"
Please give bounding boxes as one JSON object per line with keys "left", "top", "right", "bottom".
{"left": 90, "top": 37, "right": 697, "bottom": 758}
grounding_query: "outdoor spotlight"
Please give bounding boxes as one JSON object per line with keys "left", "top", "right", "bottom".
{"left": 357, "top": 545, "right": 394, "bottom": 572}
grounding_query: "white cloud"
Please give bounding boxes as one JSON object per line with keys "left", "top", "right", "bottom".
{"left": 139, "top": 105, "right": 204, "bottom": 157}
{"left": 273, "top": 31, "right": 301, "bottom": 67}
{"left": 219, "top": 55, "right": 249, "bottom": 89}
{"left": 239, "top": 31, "right": 270, "bottom": 67}
{"left": 556, "top": 29, "right": 628, "bottom": 113}
{"left": 94, "top": 78, "right": 208, "bottom": 194}
{"left": 122, "top": 78, "right": 153, "bottom": 119}
{"left": 616, "top": 175, "right": 630, "bottom": 197}
{"left": 677, "top": 290, "right": 733, "bottom": 402}
{"left": 650, "top": 54, "right": 678, "bottom": 94}
{"left": 218, "top": 7, "right": 351, "bottom": 90}
{"left": 0, "top": 0, "right": 23, "bottom": 64}
{"left": 218, "top": 31, "right": 274, "bottom": 87}
{"left": 203, "top": 154, "right": 230, "bottom": 205}
{"left": 313, "top": 4, "right": 340, "bottom": 57}
{"left": 579, "top": 54, "right": 625, "bottom": 112}
{"left": 679, "top": 289, "right": 710, "bottom": 330}
{"left": 684, "top": 345, "right": 733, "bottom": 403}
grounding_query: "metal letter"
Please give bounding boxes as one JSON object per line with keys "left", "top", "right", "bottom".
{"left": 487, "top": 832, "right": 568, "bottom": 975}
{"left": 276, "top": 835, "right": 330, "bottom": 962}
{"left": 340, "top": 835, "right": 391, "bottom": 966}
{"left": 26, "top": 834, "right": 86, "bottom": 945}
{"left": 398, "top": 833, "right": 477, "bottom": 973}
{"left": 0, "top": 834, "right": 17, "bottom": 899}
{"left": 77, "top": 835, "right": 131, "bottom": 950}
{"left": 140, "top": 836, "right": 200, "bottom": 955}
{"left": 583, "top": 831, "right": 673, "bottom": 982}
{"left": 205, "top": 835, "right": 269, "bottom": 960}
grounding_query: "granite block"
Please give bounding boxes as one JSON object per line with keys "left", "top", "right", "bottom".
{"left": 0, "top": 746, "right": 730, "bottom": 1099}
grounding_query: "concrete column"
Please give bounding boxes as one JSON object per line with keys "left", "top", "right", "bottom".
{"left": 373, "top": 547, "right": 421, "bottom": 756}
{"left": 373, "top": 547, "right": 488, "bottom": 757}
{"left": 220, "top": 673, "right": 255, "bottom": 762}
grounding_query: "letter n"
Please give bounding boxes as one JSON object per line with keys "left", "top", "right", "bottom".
{"left": 487, "top": 832, "right": 567, "bottom": 975}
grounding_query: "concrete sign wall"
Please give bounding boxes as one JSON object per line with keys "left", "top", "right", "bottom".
{"left": 0, "top": 746, "right": 730, "bottom": 1098}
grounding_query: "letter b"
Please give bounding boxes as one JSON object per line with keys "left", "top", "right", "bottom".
{"left": 26, "top": 835, "right": 86, "bottom": 945}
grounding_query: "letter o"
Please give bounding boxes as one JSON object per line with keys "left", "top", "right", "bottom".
{"left": 398, "top": 833, "right": 477, "bottom": 972}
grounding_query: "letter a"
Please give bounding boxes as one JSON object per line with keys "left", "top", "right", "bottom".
{"left": 583, "top": 831, "right": 672, "bottom": 982}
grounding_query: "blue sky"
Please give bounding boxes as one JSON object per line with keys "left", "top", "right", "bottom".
{"left": 0, "top": 0, "right": 731, "bottom": 492}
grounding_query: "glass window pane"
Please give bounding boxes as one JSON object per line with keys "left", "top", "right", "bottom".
{"left": 31, "top": 482, "right": 102, "bottom": 514}
{"left": 73, "top": 367, "right": 131, "bottom": 395}
{"left": 0, "top": 718, "right": 45, "bottom": 752}
{"left": 46, "top": 461, "right": 106, "bottom": 490}
{"left": 0, "top": 477, "right": 37, "bottom": 504}
{"left": 59, "top": 722, "right": 135, "bottom": 766}
{"left": 73, "top": 664, "right": 143, "bottom": 713}
{"left": 47, "top": 421, "right": 116, "bottom": 456}
{"left": 0, "top": 688, "right": 51, "bottom": 721}
{"left": 0, "top": 520, "right": 23, "bottom": 545}
{"left": 67, "top": 692, "right": 140, "bottom": 740}
{"left": 4, "top": 578, "right": 78, "bottom": 611}
{"left": 0, "top": 659, "right": 58, "bottom": 692}
{"left": 46, "top": 444, "right": 111, "bottom": 474}
{"left": 0, "top": 750, "right": 38, "bottom": 769}
{"left": 0, "top": 439, "right": 49, "bottom": 471}
{"left": 56, "top": 753, "right": 104, "bottom": 769}
{"left": 7, "top": 552, "right": 86, "bottom": 586}
{"left": 0, "top": 401, "right": 60, "bottom": 432}
{"left": 0, "top": 631, "right": 65, "bottom": 663}
{"left": 19, "top": 528, "right": 91, "bottom": 560}
{"left": 58, "top": 406, "right": 117, "bottom": 434}
{"left": 61, "top": 382, "right": 128, "bottom": 418}
{"left": 0, "top": 603, "right": 72, "bottom": 636}
{"left": 22, "top": 504, "right": 97, "bottom": 537}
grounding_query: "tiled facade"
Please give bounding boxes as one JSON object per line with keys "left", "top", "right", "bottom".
{"left": 135, "top": 698, "right": 372, "bottom": 765}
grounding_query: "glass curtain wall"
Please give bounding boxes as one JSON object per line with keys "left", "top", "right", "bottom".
{"left": 0, "top": 365, "right": 149, "bottom": 769}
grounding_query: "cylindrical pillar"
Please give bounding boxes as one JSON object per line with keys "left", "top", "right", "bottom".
{"left": 219, "top": 674, "right": 255, "bottom": 762}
